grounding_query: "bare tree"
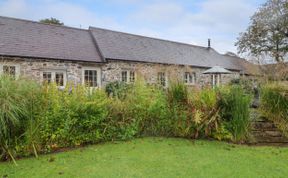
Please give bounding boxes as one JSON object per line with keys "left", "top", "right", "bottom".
{"left": 236, "top": 0, "right": 288, "bottom": 63}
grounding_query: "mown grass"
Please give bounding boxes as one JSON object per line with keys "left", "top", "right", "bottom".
{"left": 1, "top": 137, "right": 288, "bottom": 178}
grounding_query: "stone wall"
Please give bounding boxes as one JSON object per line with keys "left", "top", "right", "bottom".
{"left": 0, "top": 56, "right": 101, "bottom": 85}
{"left": 0, "top": 56, "right": 240, "bottom": 87}
{"left": 102, "top": 60, "right": 240, "bottom": 87}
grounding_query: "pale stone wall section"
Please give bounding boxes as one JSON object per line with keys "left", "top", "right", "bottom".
{"left": 102, "top": 60, "right": 240, "bottom": 87}
{"left": 0, "top": 57, "right": 101, "bottom": 85}
{"left": 1, "top": 57, "right": 240, "bottom": 88}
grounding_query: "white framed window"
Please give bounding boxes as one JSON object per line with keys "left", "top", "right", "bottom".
{"left": 82, "top": 67, "right": 101, "bottom": 87}
{"left": 184, "top": 72, "right": 196, "bottom": 85}
{"left": 42, "top": 70, "right": 67, "bottom": 87}
{"left": 43, "top": 72, "right": 52, "bottom": 84}
{"left": 121, "top": 70, "right": 136, "bottom": 83}
{"left": 158, "top": 72, "right": 167, "bottom": 87}
{"left": 121, "top": 71, "right": 128, "bottom": 82}
{"left": 0, "top": 63, "right": 20, "bottom": 79}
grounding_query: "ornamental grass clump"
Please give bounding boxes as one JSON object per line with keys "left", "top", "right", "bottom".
{"left": 166, "top": 82, "right": 193, "bottom": 137}
{"left": 260, "top": 83, "right": 288, "bottom": 136}
{"left": 219, "top": 86, "right": 251, "bottom": 142}
{"left": 0, "top": 76, "right": 42, "bottom": 164}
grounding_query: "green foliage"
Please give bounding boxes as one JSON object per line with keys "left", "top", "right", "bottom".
{"left": 0, "top": 77, "right": 254, "bottom": 163}
{"left": 230, "top": 78, "right": 257, "bottom": 95}
{"left": 105, "top": 81, "right": 131, "bottom": 99}
{"left": 39, "top": 84, "right": 109, "bottom": 149}
{"left": 39, "top": 18, "right": 64, "bottom": 25}
{"left": 190, "top": 88, "right": 222, "bottom": 139}
{"left": 0, "top": 76, "right": 41, "bottom": 164}
{"left": 167, "top": 82, "right": 188, "bottom": 105}
{"left": 219, "top": 86, "right": 251, "bottom": 142}
{"left": 260, "top": 83, "right": 288, "bottom": 135}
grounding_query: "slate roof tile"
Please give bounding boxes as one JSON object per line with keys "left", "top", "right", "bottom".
{"left": 0, "top": 16, "right": 102, "bottom": 62}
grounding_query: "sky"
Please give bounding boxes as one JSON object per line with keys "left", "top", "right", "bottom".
{"left": 0, "top": 0, "right": 266, "bottom": 54}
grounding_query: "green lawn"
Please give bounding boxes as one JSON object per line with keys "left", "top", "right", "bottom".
{"left": 1, "top": 138, "right": 288, "bottom": 178}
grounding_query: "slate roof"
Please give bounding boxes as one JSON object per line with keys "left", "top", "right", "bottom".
{"left": 0, "top": 16, "right": 259, "bottom": 75}
{"left": 0, "top": 16, "right": 102, "bottom": 62}
{"left": 89, "top": 27, "right": 258, "bottom": 74}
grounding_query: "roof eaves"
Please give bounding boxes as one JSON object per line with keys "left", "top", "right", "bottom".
{"left": 0, "top": 54, "right": 104, "bottom": 63}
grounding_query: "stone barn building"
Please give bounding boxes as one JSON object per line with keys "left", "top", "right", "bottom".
{"left": 0, "top": 16, "right": 259, "bottom": 88}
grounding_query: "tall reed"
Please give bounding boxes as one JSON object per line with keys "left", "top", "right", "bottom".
{"left": 260, "top": 83, "right": 288, "bottom": 135}
{"left": 219, "top": 86, "right": 251, "bottom": 142}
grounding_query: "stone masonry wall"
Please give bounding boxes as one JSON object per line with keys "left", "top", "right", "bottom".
{"left": 1, "top": 56, "right": 240, "bottom": 87}
{"left": 102, "top": 60, "right": 240, "bottom": 87}
{"left": 0, "top": 56, "right": 101, "bottom": 85}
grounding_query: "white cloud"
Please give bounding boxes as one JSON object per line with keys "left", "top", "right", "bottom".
{"left": 0, "top": 0, "right": 265, "bottom": 54}
{"left": 0, "top": 0, "right": 122, "bottom": 29}
{"left": 126, "top": 0, "right": 263, "bottom": 54}
{"left": 132, "top": 2, "right": 184, "bottom": 24}
{"left": 0, "top": 0, "right": 28, "bottom": 16}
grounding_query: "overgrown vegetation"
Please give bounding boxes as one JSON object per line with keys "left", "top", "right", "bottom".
{"left": 260, "top": 83, "right": 288, "bottom": 136}
{"left": 219, "top": 86, "right": 251, "bottom": 142}
{"left": 0, "top": 76, "right": 252, "bottom": 164}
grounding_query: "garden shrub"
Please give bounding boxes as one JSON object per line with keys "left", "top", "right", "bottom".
{"left": 133, "top": 81, "right": 171, "bottom": 136}
{"left": 189, "top": 88, "right": 224, "bottom": 139}
{"left": 0, "top": 77, "right": 255, "bottom": 163}
{"left": 105, "top": 81, "right": 131, "bottom": 99}
{"left": 219, "top": 86, "right": 251, "bottom": 142}
{"left": 167, "top": 82, "right": 188, "bottom": 105}
{"left": 39, "top": 84, "right": 109, "bottom": 150}
{"left": 166, "top": 82, "right": 194, "bottom": 137}
{"left": 260, "top": 83, "right": 288, "bottom": 136}
{"left": 230, "top": 78, "right": 258, "bottom": 95}
{"left": 104, "top": 98, "right": 138, "bottom": 140}
{"left": 105, "top": 80, "right": 171, "bottom": 139}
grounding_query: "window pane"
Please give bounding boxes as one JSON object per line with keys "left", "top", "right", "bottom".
{"left": 84, "top": 70, "right": 97, "bottom": 87}
{"left": 192, "top": 73, "right": 196, "bottom": 84}
{"left": 184, "top": 72, "right": 189, "bottom": 83}
{"left": 122, "top": 71, "right": 128, "bottom": 82}
{"left": 43, "top": 72, "right": 52, "bottom": 84}
{"left": 55, "top": 72, "right": 64, "bottom": 86}
{"left": 211, "top": 74, "right": 218, "bottom": 86}
{"left": 158, "top": 72, "right": 166, "bottom": 86}
{"left": 92, "top": 71, "right": 97, "bottom": 87}
{"left": 130, "top": 71, "right": 135, "bottom": 82}
{"left": 3, "top": 66, "right": 16, "bottom": 78}
{"left": 189, "top": 73, "right": 192, "bottom": 83}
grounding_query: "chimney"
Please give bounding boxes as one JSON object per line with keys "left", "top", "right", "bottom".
{"left": 208, "top": 39, "right": 211, "bottom": 49}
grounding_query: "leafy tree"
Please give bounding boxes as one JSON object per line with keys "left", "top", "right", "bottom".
{"left": 236, "top": 0, "right": 288, "bottom": 62}
{"left": 39, "top": 17, "right": 64, "bottom": 26}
